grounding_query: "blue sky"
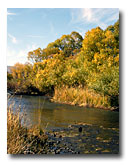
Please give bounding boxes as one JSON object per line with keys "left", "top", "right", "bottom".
{"left": 7, "top": 8, "right": 119, "bottom": 66}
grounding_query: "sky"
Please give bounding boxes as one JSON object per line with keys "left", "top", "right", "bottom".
{"left": 7, "top": 8, "right": 119, "bottom": 66}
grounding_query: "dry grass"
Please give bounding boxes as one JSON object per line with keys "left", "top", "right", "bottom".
{"left": 7, "top": 109, "right": 48, "bottom": 154}
{"left": 52, "top": 86, "right": 111, "bottom": 109}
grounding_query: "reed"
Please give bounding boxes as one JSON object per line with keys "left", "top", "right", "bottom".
{"left": 7, "top": 109, "right": 48, "bottom": 154}
{"left": 52, "top": 86, "right": 111, "bottom": 109}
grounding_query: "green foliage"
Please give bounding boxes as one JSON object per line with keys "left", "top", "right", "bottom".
{"left": 32, "top": 53, "right": 66, "bottom": 93}
{"left": 7, "top": 72, "right": 13, "bottom": 80}
{"left": 8, "top": 62, "right": 38, "bottom": 94}
{"left": 28, "top": 31, "right": 83, "bottom": 63}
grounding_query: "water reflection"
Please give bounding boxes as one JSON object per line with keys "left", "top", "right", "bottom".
{"left": 8, "top": 95, "right": 119, "bottom": 130}
{"left": 7, "top": 95, "right": 119, "bottom": 154}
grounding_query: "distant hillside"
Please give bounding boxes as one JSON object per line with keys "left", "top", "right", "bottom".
{"left": 7, "top": 66, "right": 14, "bottom": 73}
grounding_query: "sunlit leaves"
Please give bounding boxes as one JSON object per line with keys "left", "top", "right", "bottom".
{"left": 8, "top": 20, "right": 119, "bottom": 107}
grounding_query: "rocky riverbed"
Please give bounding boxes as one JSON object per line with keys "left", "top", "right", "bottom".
{"left": 38, "top": 123, "right": 119, "bottom": 154}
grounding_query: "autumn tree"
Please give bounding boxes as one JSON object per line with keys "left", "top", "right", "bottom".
{"left": 47, "top": 31, "right": 83, "bottom": 57}
{"left": 9, "top": 62, "right": 37, "bottom": 94}
{"left": 8, "top": 20, "right": 119, "bottom": 107}
{"left": 82, "top": 27, "right": 104, "bottom": 61}
{"left": 28, "top": 48, "right": 43, "bottom": 64}
{"left": 81, "top": 20, "right": 119, "bottom": 106}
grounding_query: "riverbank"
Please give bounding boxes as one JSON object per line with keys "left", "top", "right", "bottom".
{"left": 7, "top": 110, "right": 119, "bottom": 154}
{"left": 51, "top": 86, "right": 119, "bottom": 111}
{"left": 7, "top": 110, "right": 48, "bottom": 154}
{"left": 7, "top": 95, "right": 118, "bottom": 113}
{"left": 8, "top": 86, "right": 119, "bottom": 112}
{"left": 43, "top": 123, "right": 119, "bottom": 154}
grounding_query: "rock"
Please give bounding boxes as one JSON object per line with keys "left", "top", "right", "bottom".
{"left": 59, "top": 135, "right": 62, "bottom": 138}
{"left": 56, "top": 140, "right": 60, "bottom": 144}
{"left": 79, "top": 127, "right": 82, "bottom": 132}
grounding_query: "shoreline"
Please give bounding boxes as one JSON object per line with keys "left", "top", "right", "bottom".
{"left": 7, "top": 91, "right": 119, "bottom": 112}
{"left": 44, "top": 123, "right": 119, "bottom": 154}
{"left": 51, "top": 99, "right": 119, "bottom": 112}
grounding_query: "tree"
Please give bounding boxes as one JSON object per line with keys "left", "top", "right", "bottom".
{"left": 70, "top": 31, "right": 83, "bottom": 49}
{"left": 28, "top": 48, "right": 43, "bottom": 64}
{"left": 9, "top": 63, "right": 35, "bottom": 94}
{"left": 82, "top": 27, "right": 104, "bottom": 61}
{"left": 47, "top": 31, "right": 83, "bottom": 57}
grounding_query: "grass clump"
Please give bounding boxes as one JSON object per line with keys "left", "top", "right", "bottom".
{"left": 7, "top": 109, "right": 48, "bottom": 154}
{"left": 52, "top": 86, "right": 111, "bottom": 109}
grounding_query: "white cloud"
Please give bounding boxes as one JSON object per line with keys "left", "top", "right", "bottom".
{"left": 8, "top": 34, "right": 18, "bottom": 44}
{"left": 71, "top": 8, "right": 119, "bottom": 29}
{"left": 7, "top": 12, "right": 17, "bottom": 16}
{"left": 7, "top": 48, "right": 16, "bottom": 58}
{"left": 7, "top": 44, "right": 38, "bottom": 66}
{"left": 82, "top": 8, "right": 96, "bottom": 22}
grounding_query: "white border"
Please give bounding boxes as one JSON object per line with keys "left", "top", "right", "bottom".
{"left": 0, "top": 0, "right": 128, "bottom": 165}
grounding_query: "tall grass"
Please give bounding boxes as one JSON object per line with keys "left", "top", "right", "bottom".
{"left": 52, "top": 86, "right": 111, "bottom": 109}
{"left": 7, "top": 109, "right": 48, "bottom": 154}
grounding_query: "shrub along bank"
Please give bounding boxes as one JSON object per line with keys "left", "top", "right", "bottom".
{"left": 7, "top": 20, "right": 119, "bottom": 109}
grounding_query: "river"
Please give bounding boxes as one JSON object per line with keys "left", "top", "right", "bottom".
{"left": 7, "top": 95, "right": 119, "bottom": 154}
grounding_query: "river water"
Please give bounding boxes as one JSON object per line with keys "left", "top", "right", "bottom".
{"left": 8, "top": 95, "right": 119, "bottom": 154}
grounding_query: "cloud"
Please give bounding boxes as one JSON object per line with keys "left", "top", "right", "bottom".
{"left": 7, "top": 11, "right": 17, "bottom": 16}
{"left": 7, "top": 44, "right": 38, "bottom": 66}
{"left": 82, "top": 8, "right": 96, "bottom": 22}
{"left": 71, "top": 8, "right": 119, "bottom": 29}
{"left": 8, "top": 34, "right": 18, "bottom": 44}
